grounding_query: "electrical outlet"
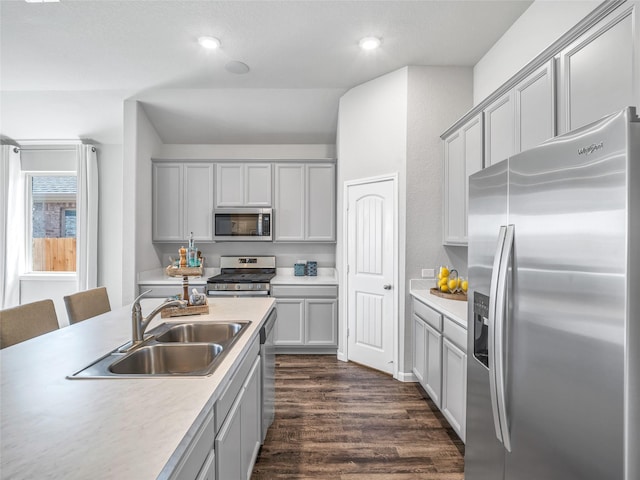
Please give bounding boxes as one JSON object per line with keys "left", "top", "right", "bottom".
{"left": 422, "top": 268, "right": 435, "bottom": 278}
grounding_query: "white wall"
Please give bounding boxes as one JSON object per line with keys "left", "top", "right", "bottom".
{"left": 337, "top": 67, "right": 409, "bottom": 371}
{"left": 474, "top": 0, "right": 601, "bottom": 104}
{"left": 337, "top": 66, "right": 473, "bottom": 376}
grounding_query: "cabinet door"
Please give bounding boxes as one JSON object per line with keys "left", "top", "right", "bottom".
{"left": 216, "top": 164, "right": 244, "bottom": 207}
{"left": 559, "top": 2, "right": 639, "bottom": 134}
{"left": 305, "top": 298, "right": 337, "bottom": 345}
{"left": 153, "top": 163, "right": 183, "bottom": 241}
{"left": 443, "top": 114, "right": 483, "bottom": 246}
{"left": 424, "top": 322, "right": 442, "bottom": 408}
{"left": 274, "top": 298, "right": 305, "bottom": 345}
{"left": 306, "top": 164, "right": 335, "bottom": 241}
{"left": 443, "top": 130, "right": 465, "bottom": 244}
{"left": 196, "top": 451, "right": 215, "bottom": 480}
{"left": 215, "top": 396, "right": 242, "bottom": 480}
{"left": 244, "top": 164, "right": 272, "bottom": 207}
{"left": 184, "top": 163, "right": 214, "bottom": 241}
{"left": 442, "top": 337, "right": 467, "bottom": 442}
{"left": 412, "top": 314, "right": 427, "bottom": 385}
{"left": 484, "top": 91, "right": 514, "bottom": 167}
{"left": 514, "top": 60, "right": 555, "bottom": 153}
{"left": 274, "top": 164, "right": 305, "bottom": 241}
{"left": 241, "top": 357, "right": 262, "bottom": 480}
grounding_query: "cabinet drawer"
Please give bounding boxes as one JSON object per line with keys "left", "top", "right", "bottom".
{"left": 443, "top": 316, "right": 467, "bottom": 352}
{"left": 214, "top": 337, "right": 259, "bottom": 432}
{"left": 413, "top": 299, "right": 442, "bottom": 331}
{"left": 271, "top": 285, "right": 337, "bottom": 298}
{"left": 170, "top": 409, "right": 215, "bottom": 480}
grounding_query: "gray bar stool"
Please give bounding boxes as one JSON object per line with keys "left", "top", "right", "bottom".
{"left": 0, "top": 299, "right": 59, "bottom": 349}
{"left": 64, "top": 287, "right": 111, "bottom": 325}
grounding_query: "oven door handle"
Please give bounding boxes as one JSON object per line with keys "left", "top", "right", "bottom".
{"left": 206, "top": 290, "right": 270, "bottom": 297}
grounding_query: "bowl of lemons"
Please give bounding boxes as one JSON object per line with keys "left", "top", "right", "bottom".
{"left": 434, "top": 266, "right": 468, "bottom": 299}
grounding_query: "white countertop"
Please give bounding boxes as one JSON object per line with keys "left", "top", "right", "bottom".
{"left": 0, "top": 297, "right": 275, "bottom": 480}
{"left": 410, "top": 281, "right": 468, "bottom": 328}
{"left": 138, "top": 267, "right": 338, "bottom": 287}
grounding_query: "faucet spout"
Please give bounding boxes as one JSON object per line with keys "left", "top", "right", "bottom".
{"left": 125, "top": 290, "right": 188, "bottom": 351}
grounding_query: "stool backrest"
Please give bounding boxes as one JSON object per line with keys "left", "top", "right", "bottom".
{"left": 64, "top": 287, "right": 111, "bottom": 324}
{"left": 0, "top": 299, "right": 59, "bottom": 349}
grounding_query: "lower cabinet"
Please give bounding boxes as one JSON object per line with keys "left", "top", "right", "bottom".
{"left": 412, "top": 297, "right": 467, "bottom": 442}
{"left": 412, "top": 314, "right": 442, "bottom": 408}
{"left": 272, "top": 285, "right": 338, "bottom": 352}
{"left": 215, "top": 355, "right": 262, "bottom": 480}
{"left": 169, "top": 409, "right": 215, "bottom": 480}
{"left": 441, "top": 338, "right": 467, "bottom": 443}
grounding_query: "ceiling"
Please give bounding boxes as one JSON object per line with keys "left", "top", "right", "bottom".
{"left": 0, "top": 0, "right": 533, "bottom": 144}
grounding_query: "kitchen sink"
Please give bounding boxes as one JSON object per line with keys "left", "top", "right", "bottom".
{"left": 67, "top": 320, "right": 251, "bottom": 379}
{"left": 108, "top": 343, "right": 223, "bottom": 375}
{"left": 153, "top": 321, "right": 248, "bottom": 344}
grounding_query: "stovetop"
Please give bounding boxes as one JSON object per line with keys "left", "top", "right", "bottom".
{"left": 207, "top": 272, "right": 276, "bottom": 284}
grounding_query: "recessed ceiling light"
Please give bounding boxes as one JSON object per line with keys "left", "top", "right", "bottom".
{"left": 359, "top": 36, "right": 382, "bottom": 51}
{"left": 198, "top": 36, "right": 221, "bottom": 50}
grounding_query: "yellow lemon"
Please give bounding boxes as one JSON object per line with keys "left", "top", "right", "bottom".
{"left": 440, "top": 266, "right": 449, "bottom": 277}
{"left": 439, "top": 277, "right": 448, "bottom": 287}
{"left": 440, "top": 284, "right": 449, "bottom": 293}
{"left": 457, "top": 278, "right": 462, "bottom": 288}
{"left": 462, "top": 280, "right": 468, "bottom": 292}
{"left": 448, "top": 279, "right": 457, "bottom": 291}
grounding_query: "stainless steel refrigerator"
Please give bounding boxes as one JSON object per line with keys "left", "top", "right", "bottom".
{"left": 466, "top": 107, "right": 640, "bottom": 480}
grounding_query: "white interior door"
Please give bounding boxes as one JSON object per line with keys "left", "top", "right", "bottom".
{"left": 346, "top": 178, "right": 395, "bottom": 375}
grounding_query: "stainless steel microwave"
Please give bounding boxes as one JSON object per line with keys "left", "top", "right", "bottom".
{"left": 213, "top": 208, "right": 272, "bottom": 241}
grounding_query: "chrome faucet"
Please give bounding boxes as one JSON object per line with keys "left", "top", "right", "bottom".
{"left": 121, "top": 290, "right": 187, "bottom": 352}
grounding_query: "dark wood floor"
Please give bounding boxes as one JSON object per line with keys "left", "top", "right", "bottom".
{"left": 252, "top": 355, "right": 464, "bottom": 480}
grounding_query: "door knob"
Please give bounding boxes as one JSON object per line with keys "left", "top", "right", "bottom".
{"left": 383, "top": 284, "right": 392, "bottom": 290}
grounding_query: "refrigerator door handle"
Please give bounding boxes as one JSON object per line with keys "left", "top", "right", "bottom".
{"left": 494, "top": 224, "right": 514, "bottom": 452}
{"left": 488, "top": 225, "right": 507, "bottom": 445}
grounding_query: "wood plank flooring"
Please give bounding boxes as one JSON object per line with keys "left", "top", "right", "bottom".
{"left": 252, "top": 355, "right": 464, "bottom": 480}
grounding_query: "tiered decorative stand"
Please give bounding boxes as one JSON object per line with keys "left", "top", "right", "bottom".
{"left": 162, "top": 264, "right": 209, "bottom": 318}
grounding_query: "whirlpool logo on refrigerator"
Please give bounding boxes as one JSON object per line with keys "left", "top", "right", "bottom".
{"left": 578, "top": 141, "right": 604, "bottom": 156}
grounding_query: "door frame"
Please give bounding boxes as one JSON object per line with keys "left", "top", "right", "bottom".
{"left": 341, "top": 173, "right": 399, "bottom": 379}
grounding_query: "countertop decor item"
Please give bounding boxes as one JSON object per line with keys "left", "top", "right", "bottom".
{"left": 306, "top": 261, "right": 318, "bottom": 276}
{"left": 294, "top": 261, "right": 306, "bottom": 276}
{"left": 429, "top": 287, "right": 467, "bottom": 301}
{"left": 160, "top": 296, "right": 209, "bottom": 318}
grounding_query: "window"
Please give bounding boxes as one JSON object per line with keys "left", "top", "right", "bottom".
{"left": 27, "top": 174, "right": 77, "bottom": 272}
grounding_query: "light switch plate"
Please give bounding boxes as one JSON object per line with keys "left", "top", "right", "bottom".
{"left": 422, "top": 268, "right": 435, "bottom": 278}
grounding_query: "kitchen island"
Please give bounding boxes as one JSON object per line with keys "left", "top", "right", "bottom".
{"left": 0, "top": 297, "right": 275, "bottom": 479}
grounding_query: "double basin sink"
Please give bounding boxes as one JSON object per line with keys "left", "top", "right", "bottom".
{"left": 69, "top": 321, "right": 250, "bottom": 378}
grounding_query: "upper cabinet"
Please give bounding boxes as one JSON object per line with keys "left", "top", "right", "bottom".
{"left": 514, "top": 60, "right": 556, "bottom": 153}
{"left": 215, "top": 163, "right": 272, "bottom": 207}
{"left": 484, "top": 92, "right": 514, "bottom": 168}
{"left": 153, "top": 162, "right": 214, "bottom": 242}
{"left": 443, "top": 113, "right": 483, "bottom": 245}
{"left": 274, "top": 163, "right": 336, "bottom": 242}
{"left": 558, "top": 1, "right": 640, "bottom": 134}
{"left": 441, "top": 1, "right": 638, "bottom": 246}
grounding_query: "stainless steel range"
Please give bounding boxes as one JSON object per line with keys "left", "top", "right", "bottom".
{"left": 206, "top": 256, "right": 276, "bottom": 297}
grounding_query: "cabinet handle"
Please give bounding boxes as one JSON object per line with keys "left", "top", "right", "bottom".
{"left": 383, "top": 284, "right": 392, "bottom": 290}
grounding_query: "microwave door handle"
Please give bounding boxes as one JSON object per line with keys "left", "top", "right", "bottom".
{"left": 488, "top": 225, "right": 507, "bottom": 445}
{"left": 494, "top": 224, "right": 514, "bottom": 452}
{"left": 258, "top": 213, "right": 263, "bottom": 236}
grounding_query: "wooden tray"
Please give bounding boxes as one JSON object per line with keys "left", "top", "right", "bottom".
{"left": 165, "top": 264, "right": 204, "bottom": 277}
{"left": 161, "top": 298, "right": 209, "bottom": 318}
{"left": 430, "top": 287, "right": 467, "bottom": 301}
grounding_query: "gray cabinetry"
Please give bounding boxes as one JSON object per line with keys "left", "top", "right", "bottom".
{"left": 442, "top": 113, "right": 483, "bottom": 245}
{"left": 169, "top": 410, "right": 215, "bottom": 480}
{"left": 559, "top": 1, "right": 640, "bottom": 134}
{"left": 153, "top": 162, "right": 214, "bottom": 242}
{"left": 514, "top": 60, "right": 555, "bottom": 152}
{"left": 215, "top": 343, "right": 261, "bottom": 480}
{"left": 484, "top": 92, "right": 514, "bottom": 167}
{"left": 272, "top": 285, "right": 338, "bottom": 352}
{"left": 412, "top": 297, "right": 466, "bottom": 442}
{"left": 216, "top": 163, "right": 271, "bottom": 207}
{"left": 274, "top": 163, "right": 335, "bottom": 242}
